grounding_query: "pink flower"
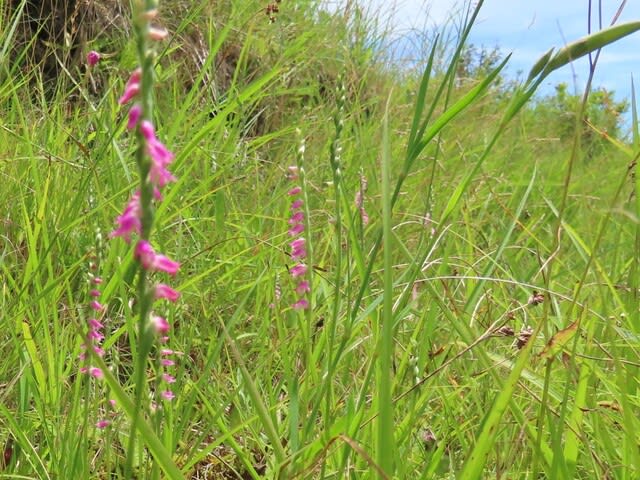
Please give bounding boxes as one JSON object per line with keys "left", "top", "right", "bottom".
{"left": 290, "top": 264, "right": 307, "bottom": 277}
{"left": 289, "top": 211, "right": 304, "bottom": 224}
{"left": 140, "top": 121, "right": 176, "bottom": 187}
{"left": 110, "top": 192, "right": 142, "bottom": 242}
{"left": 90, "top": 289, "right": 101, "bottom": 297}
{"left": 161, "top": 390, "right": 175, "bottom": 401}
{"left": 135, "top": 240, "right": 180, "bottom": 275}
{"left": 291, "top": 199, "right": 303, "bottom": 210}
{"left": 88, "top": 318, "right": 104, "bottom": 329}
{"left": 118, "top": 68, "right": 142, "bottom": 105}
{"left": 288, "top": 223, "right": 304, "bottom": 237}
{"left": 161, "top": 359, "right": 175, "bottom": 367}
{"left": 292, "top": 298, "right": 309, "bottom": 310}
{"left": 288, "top": 186, "right": 301, "bottom": 196}
{"left": 87, "top": 330, "right": 104, "bottom": 341}
{"left": 155, "top": 283, "right": 180, "bottom": 302}
{"left": 96, "top": 420, "right": 110, "bottom": 429}
{"left": 87, "top": 50, "right": 101, "bottom": 67}
{"left": 290, "top": 237, "right": 306, "bottom": 250}
{"left": 127, "top": 103, "right": 142, "bottom": 130}
{"left": 89, "top": 367, "right": 104, "bottom": 379}
{"left": 295, "top": 280, "right": 310, "bottom": 295}
{"left": 162, "top": 373, "right": 176, "bottom": 383}
{"left": 291, "top": 240, "right": 307, "bottom": 261}
{"left": 150, "top": 315, "right": 170, "bottom": 334}
{"left": 90, "top": 300, "right": 105, "bottom": 311}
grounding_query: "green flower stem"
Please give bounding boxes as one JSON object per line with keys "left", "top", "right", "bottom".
{"left": 126, "top": 1, "right": 160, "bottom": 476}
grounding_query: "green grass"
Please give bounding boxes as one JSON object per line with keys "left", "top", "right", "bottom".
{"left": 1, "top": 0, "right": 640, "bottom": 478}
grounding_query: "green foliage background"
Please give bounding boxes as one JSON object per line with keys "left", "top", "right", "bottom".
{"left": 1, "top": 0, "right": 639, "bottom": 478}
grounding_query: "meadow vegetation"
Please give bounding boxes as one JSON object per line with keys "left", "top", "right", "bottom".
{"left": 1, "top": 0, "right": 639, "bottom": 478}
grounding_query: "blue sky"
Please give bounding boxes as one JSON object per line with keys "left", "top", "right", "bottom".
{"left": 329, "top": 1, "right": 640, "bottom": 105}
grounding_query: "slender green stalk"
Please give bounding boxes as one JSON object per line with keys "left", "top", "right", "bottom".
{"left": 377, "top": 95, "right": 395, "bottom": 477}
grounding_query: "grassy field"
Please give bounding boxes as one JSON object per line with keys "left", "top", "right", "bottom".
{"left": 1, "top": 0, "right": 640, "bottom": 478}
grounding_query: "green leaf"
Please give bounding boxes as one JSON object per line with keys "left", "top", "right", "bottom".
{"left": 541, "top": 22, "right": 640, "bottom": 80}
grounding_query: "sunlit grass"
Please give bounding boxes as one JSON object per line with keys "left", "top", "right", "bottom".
{"left": 1, "top": 0, "right": 639, "bottom": 478}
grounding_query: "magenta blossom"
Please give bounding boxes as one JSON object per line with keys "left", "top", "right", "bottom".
{"left": 127, "top": 103, "right": 142, "bottom": 130}
{"left": 161, "top": 390, "right": 175, "bottom": 401}
{"left": 140, "top": 121, "right": 176, "bottom": 187}
{"left": 295, "top": 280, "right": 311, "bottom": 295}
{"left": 135, "top": 241, "right": 180, "bottom": 275}
{"left": 87, "top": 50, "right": 101, "bottom": 67}
{"left": 288, "top": 223, "right": 304, "bottom": 237}
{"left": 150, "top": 314, "right": 170, "bottom": 334}
{"left": 290, "top": 264, "right": 307, "bottom": 277}
{"left": 290, "top": 238, "right": 307, "bottom": 260}
{"left": 292, "top": 298, "right": 310, "bottom": 310}
{"left": 289, "top": 211, "right": 304, "bottom": 224}
{"left": 110, "top": 191, "right": 142, "bottom": 242}
{"left": 118, "top": 68, "right": 142, "bottom": 105}
{"left": 155, "top": 283, "right": 180, "bottom": 302}
{"left": 96, "top": 420, "right": 110, "bottom": 429}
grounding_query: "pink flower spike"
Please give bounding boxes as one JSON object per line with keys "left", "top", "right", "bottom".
{"left": 290, "top": 264, "right": 307, "bottom": 277}
{"left": 161, "top": 390, "right": 175, "bottom": 401}
{"left": 155, "top": 283, "right": 180, "bottom": 302}
{"left": 96, "top": 420, "right": 110, "bottom": 429}
{"left": 140, "top": 120, "right": 176, "bottom": 186}
{"left": 288, "top": 223, "right": 304, "bottom": 237}
{"left": 288, "top": 186, "right": 302, "bottom": 196}
{"left": 295, "top": 280, "right": 311, "bottom": 295}
{"left": 161, "top": 348, "right": 174, "bottom": 356}
{"left": 290, "top": 238, "right": 306, "bottom": 249}
{"left": 88, "top": 318, "right": 104, "bottom": 329}
{"left": 90, "top": 289, "right": 101, "bottom": 297}
{"left": 89, "top": 367, "right": 104, "bottom": 379}
{"left": 118, "top": 83, "right": 140, "bottom": 105}
{"left": 90, "top": 300, "right": 105, "bottom": 311}
{"left": 87, "top": 330, "right": 104, "bottom": 341}
{"left": 291, "top": 199, "right": 303, "bottom": 210}
{"left": 162, "top": 373, "right": 176, "bottom": 383}
{"left": 291, "top": 247, "right": 307, "bottom": 261}
{"left": 289, "top": 211, "right": 304, "bottom": 224}
{"left": 150, "top": 315, "right": 170, "bottom": 334}
{"left": 118, "top": 68, "right": 142, "bottom": 104}
{"left": 161, "top": 359, "right": 175, "bottom": 367}
{"left": 92, "top": 277, "right": 103, "bottom": 285}
{"left": 135, "top": 240, "right": 180, "bottom": 275}
{"left": 109, "top": 192, "right": 142, "bottom": 242}
{"left": 292, "top": 298, "right": 309, "bottom": 310}
{"left": 87, "top": 50, "right": 101, "bottom": 67}
{"left": 127, "top": 103, "right": 142, "bottom": 130}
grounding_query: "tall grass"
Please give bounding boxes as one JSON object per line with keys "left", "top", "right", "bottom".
{"left": 1, "top": 0, "right": 640, "bottom": 478}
